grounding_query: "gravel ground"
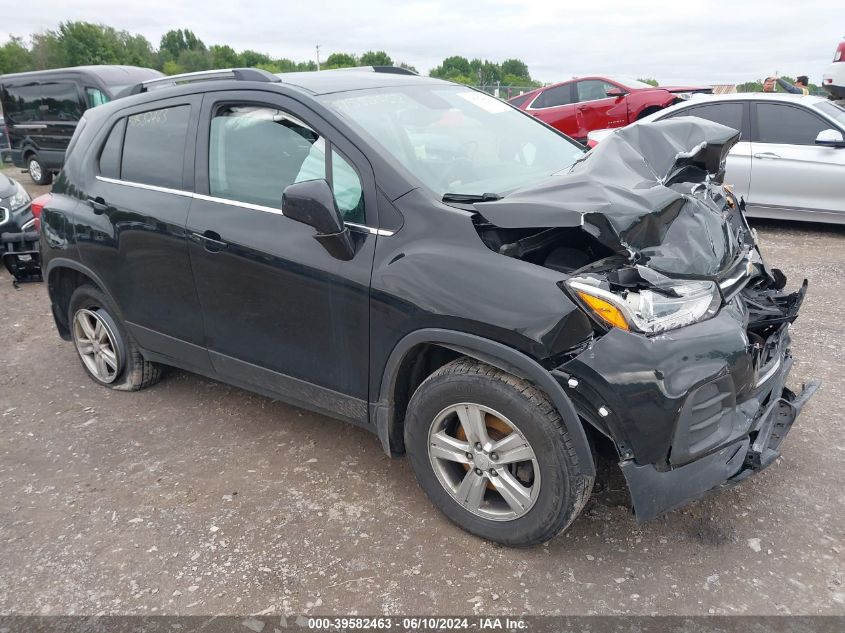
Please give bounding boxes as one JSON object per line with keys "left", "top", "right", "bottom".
{"left": 1, "top": 166, "right": 843, "bottom": 616}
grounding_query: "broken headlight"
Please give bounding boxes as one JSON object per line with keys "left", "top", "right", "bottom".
{"left": 567, "top": 277, "right": 721, "bottom": 334}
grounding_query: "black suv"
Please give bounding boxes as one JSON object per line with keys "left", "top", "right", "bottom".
{"left": 40, "top": 67, "right": 817, "bottom": 546}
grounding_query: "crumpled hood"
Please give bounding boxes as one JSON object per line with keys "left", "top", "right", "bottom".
{"left": 475, "top": 118, "right": 745, "bottom": 278}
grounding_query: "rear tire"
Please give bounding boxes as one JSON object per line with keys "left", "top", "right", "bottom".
{"left": 68, "top": 285, "right": 161, "bottom": 391}
{"left": 27, "top": 154, "right": 52, "bottom": 185}
{"left": 404, "top": 358, "right": 593, "bottom": 546}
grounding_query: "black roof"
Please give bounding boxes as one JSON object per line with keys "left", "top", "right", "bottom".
{"left": 0, "top": 65, "right": 162, "bottom": 85}
{"left": 277, "top": 69, "right": 444, "bottom": 95}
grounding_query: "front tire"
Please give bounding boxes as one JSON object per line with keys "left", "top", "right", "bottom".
{"left": 68, "top": 285, "right": 161, "bottom": 391}
{"left": 404, "top": 358, "right": 593, "bottom": 546}
{"left": 27, "top": 154, "right": 52, "bottom": 185}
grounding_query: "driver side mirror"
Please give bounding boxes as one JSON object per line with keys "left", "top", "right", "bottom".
{"left": 815, "top": 128, "right": 845, "bottom": 147}
{"left": 606, "top": 87, "right": 627, "bottom": 98}
{"left": 282, "top": 179, "right": 355, "bottom": 261}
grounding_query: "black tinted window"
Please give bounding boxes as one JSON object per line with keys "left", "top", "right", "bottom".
{"left": 673, "top": 103, "right": 744, "bottom": 134}
{"left": 509, "top": 93, "right": 532, "bottom": 108}
{"left": 1, "top": 84, "right": 42, "bottom": 123}
{"left": 99, "top": 118, "right": 125, "bottom": 179}
{"left": 532, "top": 84, "right": 573, "bottom": 109}
{"left": 121, "top": 106, "right": 190, "bottom": 189}
{"left": 41, "top": 82, "right": 83, "bottom": 121}
{"left": 756, "top": 103, "right": 828, "bottom": 145}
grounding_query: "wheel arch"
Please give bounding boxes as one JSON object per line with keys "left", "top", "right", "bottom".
{"left": 46, "top": 258, "right": 115, "bottom": 340}
{"left": 372, "top": 328, "right": 596, "bottom": 477}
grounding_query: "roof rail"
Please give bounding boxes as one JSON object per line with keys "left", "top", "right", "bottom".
{"left": 329, "top": 65, "right": 418, "bottom": 76}
{"left": 125, "top": 67, "right": 281, "bottom": 95}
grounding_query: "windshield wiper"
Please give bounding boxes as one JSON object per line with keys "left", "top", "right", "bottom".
{"left": 442, "top": 192, "right": 502, "bottom": 203}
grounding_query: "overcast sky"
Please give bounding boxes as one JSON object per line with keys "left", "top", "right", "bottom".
{"left": 3, "top": 0, "right": 841, "bottom": 85}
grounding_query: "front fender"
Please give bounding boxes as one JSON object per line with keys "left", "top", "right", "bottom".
{"left": 372, "top": 327, "right": 596, "bottom": 478}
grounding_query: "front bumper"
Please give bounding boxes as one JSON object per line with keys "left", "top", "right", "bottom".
{"left": 556, "top": 279, "right": 818, "bottom": 520}
{"left": 620, "top": 360, "right": 818, "bottom": 521}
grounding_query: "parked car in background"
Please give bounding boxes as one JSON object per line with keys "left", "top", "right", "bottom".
{"left": 0, "top": 171, "right": 40, "bottom": 282}
{"left": 0, "top": 65, "right": 163, "bottom": 185}
{"left": 0, "top": 116, "right": 10, "bottom": 162}
{"left": 39, "top": 68, "right": 816, "bottom": 546}
{"left": 589, "top": 93, "right": 845, "bottom": 224}
{"left": 508, "top": 76, "right": 711, "bottom": 143}
{"left": 823, "top": 37, "right": 845, "bottom": 99}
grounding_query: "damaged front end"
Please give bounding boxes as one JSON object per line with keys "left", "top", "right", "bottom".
{"left": 473, "top": 118, "right": 820, "bottom": 520}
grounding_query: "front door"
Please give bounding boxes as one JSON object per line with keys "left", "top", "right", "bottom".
{"left": 573, "top": 79, "right": 628, "bottom": 139}
{"left": 748, "top": 101, "right": 845, "bottom": 218}
{"left": 186, "top": 91, "right": 378, "bottom": 423}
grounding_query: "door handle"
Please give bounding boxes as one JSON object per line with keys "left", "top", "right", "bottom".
{"left": 90, "top": 197, "right": 108, "bottom": 214}
{"left": 192, "top": 230, "right": 228, "bottom": 252}
{"left": 753, "top": 152, "right": 781, "bottom": 160}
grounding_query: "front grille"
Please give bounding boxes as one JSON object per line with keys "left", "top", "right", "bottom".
{"left": 671, "top": 375, "right": 737, "bottom": 465}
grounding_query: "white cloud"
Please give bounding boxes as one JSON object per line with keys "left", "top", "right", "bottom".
{"left": 2, "top": 0, "right": 840, "bottom": 85}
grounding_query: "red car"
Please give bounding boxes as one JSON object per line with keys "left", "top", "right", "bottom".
{"left": 509, "top": 76, "right": 712, "bottom": 143}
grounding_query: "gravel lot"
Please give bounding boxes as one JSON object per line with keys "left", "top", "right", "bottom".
{"left": 1, "top": 165, "right": 843, "bottom": 616}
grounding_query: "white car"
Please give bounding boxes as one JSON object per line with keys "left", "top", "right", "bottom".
{"left": 588, "top": 93, "right": 845, "bottom": 224}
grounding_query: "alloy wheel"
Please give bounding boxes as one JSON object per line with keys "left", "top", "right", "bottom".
{"left": 427, "top": 403, "right": 541, "bottom": 521}
{"left": 72, "top": 309, "right": 120, "bottom": 383}
{"left": 28, "top": 159, "right": 42, "bottom": 183}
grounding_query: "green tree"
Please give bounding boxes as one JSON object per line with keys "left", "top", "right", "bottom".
{"left": 161, "top": 60, "right": 184, "bottom": 76}
{"left": 58, "top": 22, "right": 123, "bottom": 66}
{"left": 637, "top": 77, "right": 659, "bottom": 86}
{"left": 430, "top": 55, "right": 472, "bottom": 79}
{"left": 0, "top": 36, "right": 35, "bottom": 73}
{"left": 324, "top": 52, "right": 357, "bottom": 69}
{"left": 176, "top": 48, "right": 212, "bottom": 73}
{"left": 159, "top": 29, "right": 205, "bottom": 63}
{"left": 118, "top": 32, "right": 156, "bottom": 68}
{"left": 239, "top": 49, "right": 271, "bottom": 67}
{"left": 359, "top": 50, "right": 393, "bottom": 66}
{"left": 501, "top": 58, "right": 529, "bottom": 81}
{"left": 210, "top": 44, "right": 240, "bottom": 69}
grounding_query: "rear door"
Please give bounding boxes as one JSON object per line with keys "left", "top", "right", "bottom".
{"left": 526, "top": 83, "right": 580, "bottom": 138}
{"left": 573, "top": 79, "right": 628, "bottom": 139}
{"left": 662, "top": 101, "right": 752, "bottom": 201}
{"left": 79, "top": 95, "right": 210, "bottom": 371}
{"left": 1, "top": 81, "right": 48, "bottom": 165}
{"left": 185, "top": 90, "right": 378, "bottom": 422}
{"left": 749, "top": 101, "right": 845, "bottom": 217}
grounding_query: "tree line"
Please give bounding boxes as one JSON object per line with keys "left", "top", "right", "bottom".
{"left": 0, "top": 22, "right": 539, "bottom": 88}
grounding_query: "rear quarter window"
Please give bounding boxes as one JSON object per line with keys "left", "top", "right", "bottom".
{"left": 98, "top": 118, "right": 125, "bottom": 179}
{"left": 121, "top": 105, "right": 190, "bottom": 189}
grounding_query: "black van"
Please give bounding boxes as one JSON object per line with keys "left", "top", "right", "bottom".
{"left": 0, "top": 65, "right": 162, "bottom": 184}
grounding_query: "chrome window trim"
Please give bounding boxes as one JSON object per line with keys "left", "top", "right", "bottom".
{"left": 94, "top": 176, "right": 393, "bottom": 236}
{"left": 0, "top": 206, "right": 9, "bottom": 226}
{"left": 96, "top": 175, "right": 192, "bottom": 197}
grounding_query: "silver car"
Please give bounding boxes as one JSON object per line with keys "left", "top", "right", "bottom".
{"left": 590, "top": 93, "right": 845, "bottom": 224}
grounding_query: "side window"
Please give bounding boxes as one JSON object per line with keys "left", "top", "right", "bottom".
{"left": 670, "top": 103, "right": 745, "bottom": 134}
{"left": 756, "top": 103, "right": 829, "bottom": 145}
{"left": 41, "top": 82, "right": 83, "bottom": 121}
{"left": 531, "top": 84, "right": 573, "bottom": 109}
{"left": 99, "top": 118, "right": 125, "bottom": 179}
{"left": 1, "top": 84, "right": 42, "bottom": 123}
{"left": 576, "top": 80, "right": 616, "bottom": 102}
{"left": 209, "top": 105, "right": 364, "bottom": 222}
{"left": 121, "top": 105, "right": 190, "bottom": 189}
{"left": 508, "top": 93, "right": 532, "bottom": 109}
{"left": 85, "top": 88, "right": 110, "bottom": 108}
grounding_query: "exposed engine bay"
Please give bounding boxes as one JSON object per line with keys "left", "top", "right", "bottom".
{"left": 471, "top": 118, "right": 806, "bottom": 341}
